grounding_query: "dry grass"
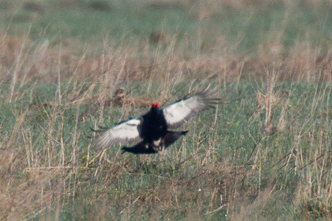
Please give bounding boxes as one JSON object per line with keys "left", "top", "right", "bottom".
{"left": 1, "top": 0, "right": 332, "bottom": 220}
{"left": 0, "top": 35, "right": 330, "bottom": 220}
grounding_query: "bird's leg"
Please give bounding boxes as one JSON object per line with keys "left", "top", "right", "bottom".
{"left": 153, "top": 139, "right": 162, "bottom": 152}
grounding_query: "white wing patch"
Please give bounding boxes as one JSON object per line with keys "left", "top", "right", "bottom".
{"left": 163, "top": 90, "right": 219, "bottom": 129}
{"left": 95, "top": 118, "right": 143, "bottom": 149}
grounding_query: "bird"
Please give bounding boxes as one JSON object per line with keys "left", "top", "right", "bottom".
{"left": 91, "top": 87, "right": 219, "bottom": 154}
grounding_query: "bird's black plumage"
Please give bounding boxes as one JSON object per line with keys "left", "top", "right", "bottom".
{"left": 92, "top": 87, "right": 219, "bottom": 154}
{"left": 122, "top": 131, "right": 189, "bottom": 154}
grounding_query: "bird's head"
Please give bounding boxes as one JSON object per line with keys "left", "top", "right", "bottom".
{"left": 151, "top": 103, "right": 160, "bottom": 109}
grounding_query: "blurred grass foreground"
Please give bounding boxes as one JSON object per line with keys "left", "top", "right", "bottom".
{"left": 1, "top": 0, "right": 332, "bottom": 220}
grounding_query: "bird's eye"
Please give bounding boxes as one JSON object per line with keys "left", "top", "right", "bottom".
{"left": 152, "top": 104, "right": 155, "bottom": 108}
{"left": 156, "top": 103, "right": 159, "bottom": 108}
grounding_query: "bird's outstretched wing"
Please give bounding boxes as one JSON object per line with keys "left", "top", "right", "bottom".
{"left": 164, "top": 131, "right": 188, "bottom": 147}
{"left": 162, "top": 87, "right": 219, "bottom": 129}
{"left": 92, "top": 118, "right": 143, "bottom": 149}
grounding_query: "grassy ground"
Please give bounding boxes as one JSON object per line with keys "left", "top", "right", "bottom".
{"left": 1, "top": 0, "right": 332, "bottom": 220}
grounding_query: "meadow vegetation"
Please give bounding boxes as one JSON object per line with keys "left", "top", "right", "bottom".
{"left": 1, "top": 0, "right": 332, "bottom": 220}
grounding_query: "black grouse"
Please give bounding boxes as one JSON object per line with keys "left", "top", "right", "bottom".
{"left": 92, "top": 87, "right": 219, "bottom": 154}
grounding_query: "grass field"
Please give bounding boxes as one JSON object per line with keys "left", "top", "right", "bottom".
{"left": 1, "top": 0, "right": 332, "bottom": 220}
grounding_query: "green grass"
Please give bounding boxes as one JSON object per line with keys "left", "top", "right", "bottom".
{"left": 1, "top": 0, "right": 332, "bottom": 220}
{"left": 2, "top": 1, "right": 332, "bottom": 53}
{"left": 2, "top": 79, "right": 332, "bottom": 219}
